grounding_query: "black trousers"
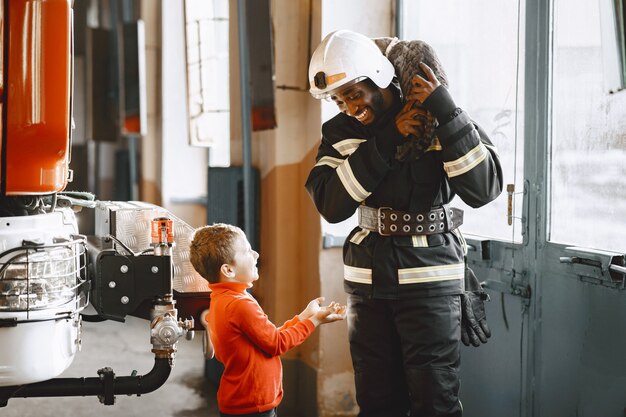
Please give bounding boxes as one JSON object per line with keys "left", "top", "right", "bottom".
{"left": 347, "top": 293, "right": 463, "bottom": 417}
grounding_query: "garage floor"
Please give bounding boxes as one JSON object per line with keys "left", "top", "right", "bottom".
{"left": 1, "top": 315, "right": 220, "bottom": 417}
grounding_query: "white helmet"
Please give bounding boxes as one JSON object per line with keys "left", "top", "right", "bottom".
{"left": 308, "top": 30, "right": 395, "bottom": 99}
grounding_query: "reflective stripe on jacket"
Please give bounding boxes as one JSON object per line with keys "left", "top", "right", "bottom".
{"left": 305, "top": 105, "right": 503, "bottom": 299}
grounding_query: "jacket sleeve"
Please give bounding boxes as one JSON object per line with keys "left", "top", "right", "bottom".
{"left": 304, "top": 122, "right": 392, "bottom": 223}
{"left": 436, "top": 111, "right": 504, "bottom": 208}
{"left": 231, "top": 296, "right": 315, "bottom": 357}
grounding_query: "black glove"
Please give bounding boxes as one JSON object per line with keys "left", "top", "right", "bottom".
{"left": 461, "top": 264, "right": 491, "bottom": 347}
{"left": 421, "top": 86, "right": 458, "bottom": 124}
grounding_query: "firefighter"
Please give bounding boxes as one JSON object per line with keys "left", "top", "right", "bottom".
{"left": 305, "top": 30, "right": 503, "bottom": 417}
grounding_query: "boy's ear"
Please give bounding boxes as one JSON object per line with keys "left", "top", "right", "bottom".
{"left": 220, "top": 263, "right": 234, "bottom": 278}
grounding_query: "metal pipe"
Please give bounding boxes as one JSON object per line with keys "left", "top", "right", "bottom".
{"left": 237, "top": 0, "right": 253, "bottom": 239}
{"left": 0, "top": 357, "right": 172, "bottom": 407}
{"left": 609, "top": 264, "right": 626, "bottom": 275}
{"left": 128, "top": 134, "right": 139, "bottom": 201}
{"left": 395, "top": 0, "right": 403, "bottom": 38}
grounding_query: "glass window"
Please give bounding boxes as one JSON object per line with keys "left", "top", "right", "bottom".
{"left": 401, "top": 0, "right": 526, "bottom": 242}
{"left": 184, "top": 0, "right": 230, "bottom": 166}
{"left": 550, "top": 0, "right": 626, "bottom": 253}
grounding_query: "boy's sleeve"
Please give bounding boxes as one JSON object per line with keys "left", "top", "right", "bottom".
{"left": 279, "top": 315, "right": 303, "bottom": 330}
{"left": 231, "top": 297, "right": 315, "bottom": 357}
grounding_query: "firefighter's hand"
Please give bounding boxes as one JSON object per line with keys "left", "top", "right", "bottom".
{"left": 394, "top": 100, "right": 432, "bottom": 137}
{"left": 406, "top": 62, "right": 441, "bottom": 104}
{"left": 460, "top": 290, "right": 491, "bottom": 347}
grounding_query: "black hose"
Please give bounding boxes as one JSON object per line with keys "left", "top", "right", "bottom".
{"left": 113, "top": 358, "right": 172, "bottom": 395}
{"left": 80, "top": 313, "right": 107, "bottom": 322}
{"left": 0, "top": 357, "right": 172, "bottom": 406}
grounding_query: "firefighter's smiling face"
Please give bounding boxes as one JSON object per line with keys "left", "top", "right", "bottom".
{"left": 330, "top": 79, "right": 392, "bottom": 125}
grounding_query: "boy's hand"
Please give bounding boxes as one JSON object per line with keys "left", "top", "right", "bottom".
{"left": 310, "top": 302, "right": 347, "bottom": 327}
{"left": 299, "top": 297, "right": 325, "bottom": 321}
{"left": 199, "top": 309, "right": 210, "bottom": 329}
{"left": 200, "top": 309, "right": 214, "bottom": 359}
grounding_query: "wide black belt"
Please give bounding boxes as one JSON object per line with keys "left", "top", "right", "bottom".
{"left": 357, "top": 205, "right": 463, "bottom": 236}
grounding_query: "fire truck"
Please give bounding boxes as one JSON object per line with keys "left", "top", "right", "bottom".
{"left": 0, "top": 0, "right": 209, "bottom": 406}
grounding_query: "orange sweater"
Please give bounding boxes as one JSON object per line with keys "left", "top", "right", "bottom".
{"left": 207, "top": 282, "right": 315, "bottom": 414}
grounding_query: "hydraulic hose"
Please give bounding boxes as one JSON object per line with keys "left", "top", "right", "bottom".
{"left": 0, "top": 357, "right": 172, "bottom": 407}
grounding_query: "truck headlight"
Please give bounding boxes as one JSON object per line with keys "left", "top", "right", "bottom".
{"left": 0, "top": 240, "right": 87, "bottom": 312}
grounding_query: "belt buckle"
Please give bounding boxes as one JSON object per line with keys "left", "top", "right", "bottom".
{"left": 377, "top": 207, "right": 392, "bottom": 236}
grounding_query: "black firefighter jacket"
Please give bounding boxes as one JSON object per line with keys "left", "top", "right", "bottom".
{"left": 305, "top": 101, "right": 503, "bottom": 300}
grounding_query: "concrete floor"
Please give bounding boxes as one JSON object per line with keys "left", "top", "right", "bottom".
{"left": 1, "top": 315, "right": 220, "bottom": 417}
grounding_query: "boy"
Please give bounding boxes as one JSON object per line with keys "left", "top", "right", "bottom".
{"left": 190, "top": 223, "right": 346, "bottom": 417}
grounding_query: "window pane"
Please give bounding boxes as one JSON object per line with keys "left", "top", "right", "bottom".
{"left": 550, "top": 0, "right": 626, "bottom": 253}
{"left": 401, "top": 1, "right": 525, "bottom": 242}
{"left": 184, "top": 0, "right": 230, "bottom": 167}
